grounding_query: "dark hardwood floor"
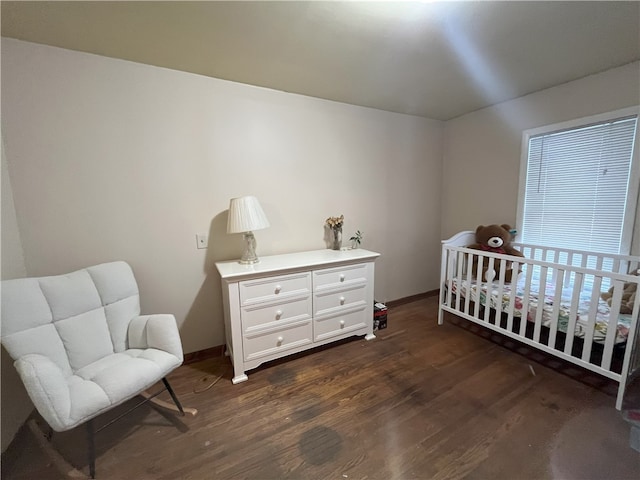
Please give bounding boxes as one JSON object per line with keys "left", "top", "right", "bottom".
{"left": 2, "top": 296, "right": 639, "bottom": 479}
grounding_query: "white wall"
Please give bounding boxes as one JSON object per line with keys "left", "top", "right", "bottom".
{"left": 442, "top": 61, "right": 640, "bottom": 245}
{"left": 1, "top": 39, "right": 443, "bottom": 355}
{"left": 1, "top": 138, "right": 33, "bottom": 452}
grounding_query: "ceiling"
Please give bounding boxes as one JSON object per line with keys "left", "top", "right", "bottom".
{"left": 2, "top": 1, "right": 639, "bottom": 121}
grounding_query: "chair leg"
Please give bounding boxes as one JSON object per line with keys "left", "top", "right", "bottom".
{"left": 139, "top": 379, "right": 198, "bottom": 416}
{"left": 87, "top": 419, "right": 95, "bottom": 479}
{"left": 162, "top": 377, "right": 185, "bottom": 416}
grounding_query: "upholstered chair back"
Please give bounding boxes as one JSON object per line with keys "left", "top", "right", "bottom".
{"left": 1, "top": 261, "right": 140, "bottom": 376}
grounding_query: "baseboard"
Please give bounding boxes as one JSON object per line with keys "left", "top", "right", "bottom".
{"left": 183, "top": 345, "right": 225, "bottom": 364}
{"left": 385, "top": 289, "right": 439, "bottom": 309}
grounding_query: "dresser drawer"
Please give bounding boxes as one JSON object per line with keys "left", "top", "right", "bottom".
{"left": 313, "top": 263, "right": 368, "bottom": 291}
{"left": 243, "top": 320, "right": 313, "bottom": 362}
{"left": 314, "top": 308, "right": 368, "bottom": 342}
{"left": 241, "top": 296, "right": 312, "bottom": 332}
{"left": 239, "top": 272, "right": 311, "bottom": 306}
{"left": 314, "top": 283, "right": 367, "bottom": 317}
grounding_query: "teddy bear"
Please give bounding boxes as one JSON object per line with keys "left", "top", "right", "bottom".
{"left": 467, "top": 224, "right": 525, "bottom": 282}
{"left": 600, "top": 269, "right": 639, "bottom": 314}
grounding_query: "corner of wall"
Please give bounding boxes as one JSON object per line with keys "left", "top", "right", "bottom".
{"left": 1, "top": 136, "right": 27, "bottom": 280}
{"left": 1, "top": 136, "right": 33, "bottom": 453}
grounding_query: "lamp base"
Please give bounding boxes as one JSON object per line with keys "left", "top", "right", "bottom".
{"left": 239, "top": 232, "right": 260, "bottom": 264}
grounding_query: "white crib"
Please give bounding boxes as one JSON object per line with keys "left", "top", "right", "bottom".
{"left": 439, "top": 231, "right": 640, "bottom": 410}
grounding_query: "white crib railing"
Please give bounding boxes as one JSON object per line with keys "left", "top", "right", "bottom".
{"left": 438, "top": 231, "right": 640, "bottom": 410}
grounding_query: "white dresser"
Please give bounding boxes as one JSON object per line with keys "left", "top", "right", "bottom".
{"left": 215, "top": 249, "right": 380, "bottom": 383}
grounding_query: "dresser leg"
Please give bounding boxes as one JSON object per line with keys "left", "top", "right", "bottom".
{"left": 232, "top": 374, "right": 249, "bottom": 384}
{"left": 365, "top": 333, "right": 376, "bottom": 341}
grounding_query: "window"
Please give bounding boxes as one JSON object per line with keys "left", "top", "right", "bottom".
{"left": 517, "top": 108, "right": 639, "bottom": 259}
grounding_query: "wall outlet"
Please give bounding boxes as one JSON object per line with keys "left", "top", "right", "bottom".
{"left": 196, "top": 234, "right": 208, "bottom": 249}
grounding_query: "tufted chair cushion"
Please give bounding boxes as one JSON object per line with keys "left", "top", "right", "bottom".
{"left": 1, "top": 262, "right": 183, "bottom": 432}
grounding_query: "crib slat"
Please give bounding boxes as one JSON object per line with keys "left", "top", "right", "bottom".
{"left": 612, "top": 258, "right": 621, "bottom": 275}
{"left": 563, "top": 272, "right": 583, "bottom": 356}
{"left": 506, "top": 261, "right": 519, "bottom": 332}
{"left": 484, "top": 256, "right": 495, "bottom": 323}
{"left": 494, "top": 260, "right": 507, "bottom": 321}
{"left": 540, "top": 248, "right": 548, "bottom": 265}
{"left": 620, "top": 259, "right": 630, "bottom": 275}
{"left": 447, "top": 250, "right": 454, "bottom": 309}
{"left": 546, "top": 248, "right": 554, "bottom": 263}
{"left": 581, "top": 275, "right": 603, "bottom": 363}
{"left": 550, "top": 251, "right": 560, "bottom": 285}
{"left": 464, "top": 252, "right": 473, "bottom": 315}
{"left": 601, "top": 280, "right": 624, "bottom": 371}
{"left": 564, "top": 253, "right": 574, "bottom": 284}
{"left": 580, "top": 254, "right": 588, "bottom": 269}
{"left": 455, "top": 251, "right": 464, "bottom": 311}
{"left": 548, "top": 268, "right": 565, "bottom": 349}
{"left": 519, "top": 263, "right": 534, "bottom": 337}
{"left": 473, "top": 253, "right": 482, "bottom": 319}
{"left": 526, "top": 246, "right": 534, "bottom": 260}
{"left": 533, "top": 266, "right": 548, "bottom": 343}
{"left": 438, "top": 246, "right": 448, "bottom": 325}
{"left": 595, "top": 255, "right": 604, "bottom": 271}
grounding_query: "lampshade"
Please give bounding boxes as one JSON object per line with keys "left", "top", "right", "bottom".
{"left": 227, "top": 196, "right": 270, "bottom": 234}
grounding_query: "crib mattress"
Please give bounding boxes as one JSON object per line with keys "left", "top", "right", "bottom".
{"left": 450, "top": 278, "right": 631, "bottom": 345}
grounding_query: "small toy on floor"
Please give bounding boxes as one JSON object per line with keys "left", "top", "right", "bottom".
{"left": 374, "top": 302, "right": 387, "bottom": 330}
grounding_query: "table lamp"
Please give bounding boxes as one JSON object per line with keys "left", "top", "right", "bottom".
{"left": 227, "top": 195, "right": 270, "bottom": 264}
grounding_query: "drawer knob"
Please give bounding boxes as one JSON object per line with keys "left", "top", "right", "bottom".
{"left": 339, "top": 320, "right": 345, "bottom": 327}
{"left": 339, "top": 274, "right": 345, "bottom": 282}
{"left": 275, "top": 310, "right": 283, "bottom": 319}
{"left": 339, "top": 296, "right": 346, "bottom": 305}
{"left": 275, "top": 285, "right": 282, "bottom": 294}
{"left": 277, "top": 336, "right": 284, "bottom": 344}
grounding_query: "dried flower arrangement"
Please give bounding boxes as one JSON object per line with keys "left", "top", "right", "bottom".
{"left": 325, "top": 215, "right": 344, "bottom": 230}
{"left": 326, "top": 215, "right": 344, "bottom": 250}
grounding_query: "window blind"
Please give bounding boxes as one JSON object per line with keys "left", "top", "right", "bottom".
{"left": 522, "top": 116, "right": 637, "bottom": 257}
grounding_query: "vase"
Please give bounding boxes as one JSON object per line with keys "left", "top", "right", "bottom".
{"left": 331, "top": 227, "right": 342, "bottom": 250}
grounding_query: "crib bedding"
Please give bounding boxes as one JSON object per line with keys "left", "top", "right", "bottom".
{"left": 450, "top": 277, "right": 631, "bottom": 345}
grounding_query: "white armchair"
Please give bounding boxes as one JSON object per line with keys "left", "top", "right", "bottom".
{"left": 1, "top": 261, "right": 194, "bottom": 478}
